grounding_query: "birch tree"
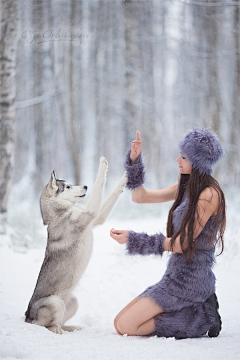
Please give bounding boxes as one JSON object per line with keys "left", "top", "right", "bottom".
{"left": 123, "top": 0, "right": 142, "bottom": 144}
{"left": 0, "top": 0, "right": 19, "bottom": 227}
{"left": 231, "top": 2, "right": 240, "bottom": 183}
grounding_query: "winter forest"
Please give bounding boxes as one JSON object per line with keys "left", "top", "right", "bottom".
{"left": 1, "top": 1, "right": 240, "bottom": 359}
{"left": 1, "top": 0, "right": 240, "bottom": 246}
{"left": 1, "top": 0, "right": 240, "bottom": 217}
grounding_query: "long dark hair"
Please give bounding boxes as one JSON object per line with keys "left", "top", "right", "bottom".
{"left": 167, "top": 169, "right": 226, "bottom": 261}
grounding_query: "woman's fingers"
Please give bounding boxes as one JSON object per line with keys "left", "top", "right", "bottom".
{"left": 110, "top": 228, "right": 128, "bottom": 244}
{"left": 131, "top": 131, "right": 142, "bottom": 149}
{"left": 131, "top": 142, "right": 138, "bottom": 157}
{"left": 131, "top": 131, "right": 141, "bottom": 145}
{"left": 110, "top": 228, "right": 123, "bottom": 235}
{"left": 131, "top": 140, "right": 141, "bottom": 152}
{"left": 130, "top": 130, "right": 142, "bottom": 163}
{"left": 110, "top": 228, "right": 121, "bottom": 240}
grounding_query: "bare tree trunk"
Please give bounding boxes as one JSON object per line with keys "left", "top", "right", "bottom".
{"left": 205, "top": 5, "right": 221, "bottom": 133}
{"left": 0, "top": 0, "right": 19, "bottom": 228}
{"left": 139, "top": 2, "right": 155, "bottom": 181}
{"left": 53, "top": 0, "right": 83, "bottom": 185}
{"left": 152, "top": 0, "right": 167, "bottom": 187}
{"left": 68, "top": 0, "right": 82, "bottom": 184}
{"left": 31, "top": 0, "right": 45, "bottom": 192}
{"left": 123, "top": 0, "right": 142, "bottom": 146}
{"left": 107, "top": 1, "right": 125, "bottom": 181}
{"left": 231, "top": 3, "right": 240, "bottom": 183}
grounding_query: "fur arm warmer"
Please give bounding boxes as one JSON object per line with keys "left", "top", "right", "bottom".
{"left": 126, "top": 231, "right": 166, "bottom": 256}
{"left": 124, "top": 150, "right": 145, "bottom": 190}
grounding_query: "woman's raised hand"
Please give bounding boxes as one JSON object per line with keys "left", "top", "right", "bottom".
{"left": 110, "top": 228, "right": 129, "bottom": 244}
{"left": 130, "top": 131, "right": 142, "bottom": 163}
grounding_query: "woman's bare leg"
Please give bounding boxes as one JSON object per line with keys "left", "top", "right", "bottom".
{"left": 115, "top": 296, "right": 164, "bottom": 336}
{"left": 114, "top": 297, "right": 141, "bottom": 334}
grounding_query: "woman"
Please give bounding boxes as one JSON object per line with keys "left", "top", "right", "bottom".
{"left": 110, "top": 129, "right": 226, "bottom": 339}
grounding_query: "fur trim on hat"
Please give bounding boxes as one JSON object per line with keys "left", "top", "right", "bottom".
{"left": 178, "top": 128, "right": 224, "bottom": 175}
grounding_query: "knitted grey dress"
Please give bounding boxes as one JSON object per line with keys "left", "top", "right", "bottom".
{"left": 127, "top": 192, "right": 216, "bottom": 339}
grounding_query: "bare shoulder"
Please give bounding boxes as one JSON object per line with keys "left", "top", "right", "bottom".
{"left": 198, "top": 186, "right": 220, "bottom": 212}
{"left": 199, "top": 186, "right": 219, "bottom": 200}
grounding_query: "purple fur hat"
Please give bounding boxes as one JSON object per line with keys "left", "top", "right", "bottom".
{"left": 178, "top": 128, "right": 224, "bottom": 175}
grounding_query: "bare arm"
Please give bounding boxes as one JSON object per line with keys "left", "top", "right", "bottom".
{"left": 127, "top": 131, "right": 178, "bottom": 203}
{"left": 131, "top": 182, "right": 178, "bottom": 204}
{"left": 110, "top": 187, "right": 219, "bottom": 254}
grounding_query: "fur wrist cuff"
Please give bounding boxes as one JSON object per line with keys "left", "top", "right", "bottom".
{"left": 124, "top": 150, "right": 146, "bottom": 190}
{"left": 126, "top": 231, "right": 165, "bottom": 256}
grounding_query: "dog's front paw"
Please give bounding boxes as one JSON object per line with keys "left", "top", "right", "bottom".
{"left": 99, "top": 156, "right": 108, "bottom": 174}
{"left": 47, "top": 325, "right": 62, "bottom": 335}
{"left": 119, "top": 171, "right": 128, "bottom": 188}
{"left": 100, "top": 156, "right": 108, "bottom": 167}
{"left": 62, "top": 325, "right": 82, "bottom": 332}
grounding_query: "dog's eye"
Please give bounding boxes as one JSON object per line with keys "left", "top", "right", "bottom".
{"left": 66, "top": 185, "right": 71, "bottom": 189}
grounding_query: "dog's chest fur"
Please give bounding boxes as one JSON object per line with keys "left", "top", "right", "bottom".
{"left": 47, "top": 222, "right": 94, "bottom": 286}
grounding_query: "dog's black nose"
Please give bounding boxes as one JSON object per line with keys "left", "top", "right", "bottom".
{"left": 84, "top": 185, "right": 88, "bottom": 190}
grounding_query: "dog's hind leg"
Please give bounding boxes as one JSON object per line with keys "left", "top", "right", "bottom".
{"left": 30, "top": 295, "right": 66, "bottom": 334}
{"left": 61, "top": 296, "right": 82, "bottom": 332}
{"left": 93, "top": 172, "right": 128, "bottom": 227}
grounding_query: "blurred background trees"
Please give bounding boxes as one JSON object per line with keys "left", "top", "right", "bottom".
{"left": 1, "top": 0, "right": 240, "bottom": 227}
{"left": 0, "top": 0, "right": 19, "bottom": 229}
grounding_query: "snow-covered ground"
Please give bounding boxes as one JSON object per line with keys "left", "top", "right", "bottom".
{"left": 1, "top": 196, "right": 240, "bottom": 360}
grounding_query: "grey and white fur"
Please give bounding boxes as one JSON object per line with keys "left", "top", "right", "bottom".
{"left": 25, "top": 157, "right": 127, "bottom": 334}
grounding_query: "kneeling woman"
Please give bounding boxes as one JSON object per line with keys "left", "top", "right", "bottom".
{"left": 110, "top": 128, "right": 226, "bottom": 339}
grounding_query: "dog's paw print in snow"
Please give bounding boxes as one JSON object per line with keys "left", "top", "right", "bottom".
{"left": 80, "top": 314, "right": 96, "bottom": 327}
{"left": 80, "top": 314, "right": 109, "bottom": 332}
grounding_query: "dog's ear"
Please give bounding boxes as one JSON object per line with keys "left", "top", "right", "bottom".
{"left": 48, "top": 171, "right": 58, "bottom": 191}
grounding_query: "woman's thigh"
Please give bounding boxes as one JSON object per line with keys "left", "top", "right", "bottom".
{"left": 116, "top": 296, "right": 163, "bottom": 335}
{"left": 114, "top": 296, "right": 141, "bottom": 333}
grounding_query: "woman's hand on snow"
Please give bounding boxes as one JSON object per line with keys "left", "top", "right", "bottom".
{"left": 110, "top": 228, "right": 129, "bottom": 244}
{"left": 130, "top": 131, "right": 142, "bottom": 163}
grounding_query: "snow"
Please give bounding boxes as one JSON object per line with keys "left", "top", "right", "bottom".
{"left": 1, "top": 212, "right": 240, "bottom": 360}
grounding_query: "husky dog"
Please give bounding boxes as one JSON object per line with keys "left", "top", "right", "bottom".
{"left": 25, "top": 157, "right": 127, "bottom": 334}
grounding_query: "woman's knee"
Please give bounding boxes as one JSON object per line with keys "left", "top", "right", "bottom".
{"left": 114, "top": 313, "right": 124, "bottom": 335}
{"left": 116, "top": 316, "right": 136, "bottom": 336}
{"left": 113, "top": 297, "right": 142, "bottom": 335}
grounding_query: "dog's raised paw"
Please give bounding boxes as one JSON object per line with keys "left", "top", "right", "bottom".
{"left": 100, "top": 156, "right": 108, "bottom": 166}
{"left": 47, "top": 325, "right": 63, "bottom": 335}
{"left": 100, "top": 157, "right": 108, "bottom": 174}
{"left": 62, "top": 325, "right": 82, "bottom": 332}
{"left": 120, "top": 171, "right": 128, "bottom": 187}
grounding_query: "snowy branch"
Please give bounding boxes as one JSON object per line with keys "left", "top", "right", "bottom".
{"left": 15, "top": 89, "right": 66, "bottom": 108}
